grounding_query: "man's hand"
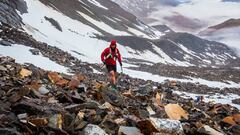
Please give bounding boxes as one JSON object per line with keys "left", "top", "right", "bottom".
{"left": 103, "top": 61, "right": 106, "bottom": 65}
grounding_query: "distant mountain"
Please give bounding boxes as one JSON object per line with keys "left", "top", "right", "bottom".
{"left": 208, "top": 18, "right": 240, "bottom": 30}
{"left": 152, "top": 25, "right": 174, "bottom": 33}
{"left": 199, "top": 19, "right": 240, "bottom": 37}
{"left": 199, "top": 18, "right": 240, "bottom": 56}
{"left": 111, "top": 0, "right": 189, "bottom": 23}
{"left": 99, "top": 31, "right": 238, "bottom": 67}
{"left": 111, "top": 0, "right": 156, "bottom": 23}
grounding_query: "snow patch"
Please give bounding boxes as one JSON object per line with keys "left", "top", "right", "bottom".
{"left": 103, "top": 15, "right": 118, "bottom": 23}
{"left": 0, "top": 44, "right": 69, "bottom": 74}
{"left": 87, "top": 0, "right": 108, "bottom": 10}
{"left": 77, "top": 11, "right": 130, "bottom": 36}
{"left": 81, "top": 6, "right": 94, "bottom": 15}
{"left": 78, "top": 0, "right": 90, "bottom": 7}
{"left": 127, "top": 27, "right": 150, "bottom": 38}
{"left": 177, "top": 43, "right": 202, "bottom": 60}
{"left": 202, "top": 59, "right": 211, "bottom": 64}
{"left": 123, "top": 68, "right": 240, "bottom": 88}
{"left": 151, "top": 43, "right": 194, "bottom": 66}
{"left": 135, "top": 20, "right": 163, "bottom": 38}
{"left": 174, "top": 91, "right": 240, "bottom": 109}
{"left": 90, "top": 66, "right": 103, "bottom": 74}
{"left": 113, "top": 17, "right": 122, "bottom": 22}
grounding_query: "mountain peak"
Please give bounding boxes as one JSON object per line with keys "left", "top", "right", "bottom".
{"left": 209, "top": 18, "right": 240, "bottom": 30}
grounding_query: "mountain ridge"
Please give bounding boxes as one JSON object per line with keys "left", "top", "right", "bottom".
{"left": 0, "top": 0, "right": 239, "bottom": 67}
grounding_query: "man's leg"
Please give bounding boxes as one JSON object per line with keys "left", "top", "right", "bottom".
{"left": 109, "top": 70, "right": 116, "bottom": 85}
{"left": 106, "top": 65, "right": 117, "bottom": 90}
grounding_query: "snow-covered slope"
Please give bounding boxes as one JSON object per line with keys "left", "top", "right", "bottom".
{"left": 12, "top": 0, "right": 237, "bottom": 67}
{"left": 18, "top": 0, "right": 172, "bottom": 64}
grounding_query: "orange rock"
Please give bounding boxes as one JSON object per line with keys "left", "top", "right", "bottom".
{"left": 164, "top": 104, "right": 189, "bottom": 120}
{"left": 76, "top": 74, "right": 85, "bottom": 82}
{"left": 211, "top": 104, "right": 223, "bottom": 114}
{"left": 114, "top": 118, "right": 126, "bottom": 125}
{"left": 68, "top": 79, "right": 80, "bottom": 90}
{"left": 122, "top": 90, "right": 132, "bottom": 98}
{"left": 48, "top": 72, "right": 69, "bottom": 87}
{"left": 27, "top": 81, "right": 41, "bottom": 91}
{"left": 28, "top": 118, "right": 48, "bottom": 127}
{"left": 233, "top": 114, "right": 240, "bottom": 123}
{"left": 77, "top": 112, "right": 85, "bottom": 119}
{"left": 222, "top": 116, "right": 237, "bottom": 126}
{"left": 94, "top": 82, "right": 103, "bottom": 90}
{"left": 20, "top": 68, "right": 32, "bottom": 78}
{"left": 155, "top": 92, "right": 162, "bottom": 106}
{"left": 56, "top": 79, "right": 69, "bottom": 87}
{"left": 170, "top": 80, "right": 177, "bottom": 86}
{"left": 48, "top": 72, "right": 62, "bottom": 83}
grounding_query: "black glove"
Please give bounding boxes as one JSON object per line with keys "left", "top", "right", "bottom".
{"left": 103, "top": 61, "right": 106, "bottom": 65}
{"left": 119, "top": 62, "right": 122, "bottom": 66}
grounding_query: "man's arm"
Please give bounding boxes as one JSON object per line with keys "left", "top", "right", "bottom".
{"left": 101, "top": 48, "right": 108, "bottom": 64}
{"left": 117, "top": 49, "right": 122, "bottom": 66}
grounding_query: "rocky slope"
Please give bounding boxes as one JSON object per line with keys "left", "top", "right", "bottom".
{"left": 129, "top": 63, "right": 240, "bottom": 84}
{"left": 0, "top": 21, "right": 239, "bottom": 92}
{"left": 1, "top": 55, "right": 240, "bottom": 134}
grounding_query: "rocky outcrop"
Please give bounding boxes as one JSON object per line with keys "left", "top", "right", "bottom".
{"left": 44, "top": 16, "right": 62, "bottom": 32}
{"left": 0, "top": 0, "right": 25, "bottom": 28}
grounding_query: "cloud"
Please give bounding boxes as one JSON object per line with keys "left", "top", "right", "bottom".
{"left": 154, "top": 0, "right": 191, "bottom": 7}
{"left": 149, "top": 0, "right": 240, "bottom": 33}
{"left": 222, "top": 0, "right": 240, "bottom": 3}
{"left": 163, "top": 12, "right": 206, "bottom": 31}
{"left": 201, "top": 26, "right": 240, "bottom": 56}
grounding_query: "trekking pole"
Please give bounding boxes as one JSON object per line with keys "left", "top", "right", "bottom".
{"left": 100, "top": 63, "right": 105, "bottom": 69}
{"left": 121, "top": 66, "right": 123, "bottom": 73}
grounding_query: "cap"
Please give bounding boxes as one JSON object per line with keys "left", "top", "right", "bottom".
{"left": 110, "top": 40, "right": 117, "bottom": 46}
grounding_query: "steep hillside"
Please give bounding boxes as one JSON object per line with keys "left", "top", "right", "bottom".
{"left": 0, "top": 0, "right": 240, "bottom": 87}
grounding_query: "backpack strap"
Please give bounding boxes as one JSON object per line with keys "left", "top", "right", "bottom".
{"left": 106, "top": 48, "right": 119, "bottom": 61}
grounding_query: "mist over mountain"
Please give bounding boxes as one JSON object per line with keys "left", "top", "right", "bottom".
{"left": 112, "top": 0, "right": 240, "bottom": 56}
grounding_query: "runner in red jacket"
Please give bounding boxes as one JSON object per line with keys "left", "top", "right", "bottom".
{"left": 101, "top": 40, "right": 122, "bottom": 89}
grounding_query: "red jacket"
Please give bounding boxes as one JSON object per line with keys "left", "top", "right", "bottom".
{"left": 101, "top": 47, "right": 122, "bottom": 65}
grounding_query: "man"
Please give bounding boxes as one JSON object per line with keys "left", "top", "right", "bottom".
{"left": 101, "top": 40, "right": 122, "bottom": 90}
